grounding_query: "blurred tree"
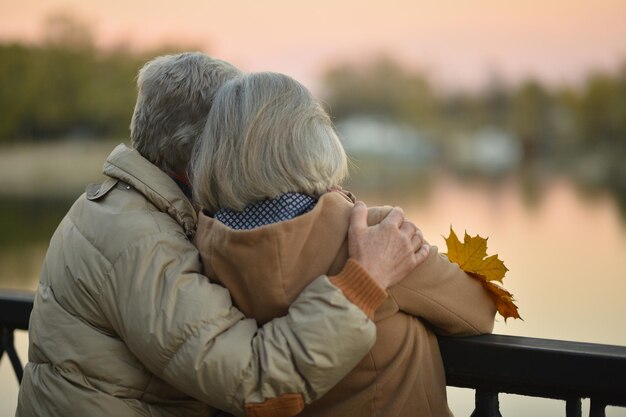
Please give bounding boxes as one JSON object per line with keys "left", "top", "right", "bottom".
{"left": 482, "top": 75, "right": 512, "bottom": 128}
{"left": 0, "top": 43, "right": 33, "bottom": 140}
{"left": 320, "top": 55, "right": 626, "bottom": 165}
{"left": 439, "top": 92, "right": 483, "bottom": 133}
{"left": 578, "top": 71, "right": 625, "bottom": 150}
{"left": 550, "top": 87, "right": 580, "bottom": 148}
{"left": 0, "top": 12, "right": 199, "bottom": 143}
{"left": 321, "top": 56, "right": 438, "bottom": 129}
{"left": 509, "top": 80, "right": 554, "bottom": 159}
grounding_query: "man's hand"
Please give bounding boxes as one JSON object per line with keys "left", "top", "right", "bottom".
{"left": 348, "top": 201, "right": 429, "bottom": 289}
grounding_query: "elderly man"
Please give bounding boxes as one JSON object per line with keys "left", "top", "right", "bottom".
{"left": 16, "top": 53, "right": 427, "bottom": 417}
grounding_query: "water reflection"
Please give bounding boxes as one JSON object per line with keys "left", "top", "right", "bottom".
{"left": 0, "top": 195, "right": 73, "bottom": 291}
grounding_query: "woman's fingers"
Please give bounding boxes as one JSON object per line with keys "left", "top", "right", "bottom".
{"left": 410, "top": 230, "right": 423, "bottom": 251}
{"left": 414, "top": 243, "right": 430, "bottom": 265}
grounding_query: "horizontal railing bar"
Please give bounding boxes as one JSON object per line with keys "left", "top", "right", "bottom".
{"left": 438, "top": 334, "right": 626, "bottom": 407}
{"left": 0, "top": 289, "right": 34, "bottom": 330}
{"left": 1, "top": 288, "right": 625, "bottom": 412}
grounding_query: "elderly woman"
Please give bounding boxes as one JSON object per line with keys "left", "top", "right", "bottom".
{"left": 191, "top": 72, "right": 496, "bottom": 417}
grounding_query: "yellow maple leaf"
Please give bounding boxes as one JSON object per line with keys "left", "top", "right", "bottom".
{"left": 444, "top": 228, "right": 508, "bottom": 282}
{"left": 444, "top": 227, "right": 521, "bottom": 321}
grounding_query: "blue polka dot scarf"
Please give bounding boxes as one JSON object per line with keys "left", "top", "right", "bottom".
{"left": 214, "top": 192, "right": 317, "bottom": 230}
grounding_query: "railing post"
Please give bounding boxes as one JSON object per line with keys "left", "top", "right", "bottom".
{"left": 0, "top": 326, "right": 24, "bottom": 383}
{"left": 589, "top": 399, "right": 606, "bottom": 417}
{"left": 0, "top": 289, "right": 34, "bottom": 384}
{"left": 566, "top": 398, "right": 582, "bottom": 417}
{"left": 470, "top": 390, "right": 502, "bottom": 417}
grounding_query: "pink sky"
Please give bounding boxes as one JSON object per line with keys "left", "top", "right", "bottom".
{"left": 1, "top": 0, "right": 625, "bottom": 91}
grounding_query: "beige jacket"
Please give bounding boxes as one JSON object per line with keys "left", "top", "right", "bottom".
{"left": 16, "top": 144, "right": 388, "bottom": 417}
{"left": 196, "top": 191, "right": 497, "bottom": 417}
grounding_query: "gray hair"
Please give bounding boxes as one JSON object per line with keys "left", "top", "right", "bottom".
{"left": 130, "top": 52, "right": 241, "bottom": 175}
{"left": 190, "top": 72, "right": 348, "bottom": 212}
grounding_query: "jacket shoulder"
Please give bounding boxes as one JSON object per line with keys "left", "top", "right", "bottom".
{"left": 68, "top": 181, "right": 193, "bottom": 263}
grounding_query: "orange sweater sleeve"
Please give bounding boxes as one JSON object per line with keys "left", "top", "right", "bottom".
{"left": 330, "top": 259, "right": 387, "bottom": 320}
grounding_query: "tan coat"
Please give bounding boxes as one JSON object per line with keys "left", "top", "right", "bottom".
{"left": 16, "top": 145, "right": 388, "bottom": 417}
{"left": 196, "top": 191, "right": 496, "bottom": 417}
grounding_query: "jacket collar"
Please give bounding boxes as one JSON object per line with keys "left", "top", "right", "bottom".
{"left": 195, "top": 191, "right": 354, "bottom": 323}
{"left": 102, "top": 144, "right": 198, "bottom": 237}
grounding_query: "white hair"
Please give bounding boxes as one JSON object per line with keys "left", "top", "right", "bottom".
{"left": 190, "top": 72, "right": 348, "bottom": 212}
{"left": 130, "top": 52, "right": 241, "bottom": 175}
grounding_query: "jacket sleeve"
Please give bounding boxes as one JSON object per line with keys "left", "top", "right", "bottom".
{"left": 387, "top": 245, "right": 496, "bottom": 336}
{"left": 97, "top": 231, "right": 381, "bottom": 417}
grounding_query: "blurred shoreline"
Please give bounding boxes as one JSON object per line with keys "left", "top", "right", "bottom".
{"left": 0, "top": 138, "right": 118, "bottom": 197}
{"left": 1, "top": 136, "right": 625, "bottom": 222}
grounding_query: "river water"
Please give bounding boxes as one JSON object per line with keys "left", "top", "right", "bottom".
{"left": 1, "top": 172, "right": 625, "bottom": 416}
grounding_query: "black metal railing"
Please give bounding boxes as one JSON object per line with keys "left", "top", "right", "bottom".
{"left": 438, "top": 334, "right": 626, "bottom": 417}
{"left": 1, "top": 289, "right": 625, "bottom": 416}
{"left": 0, "top": 289, "right": 34, "bottom": 383}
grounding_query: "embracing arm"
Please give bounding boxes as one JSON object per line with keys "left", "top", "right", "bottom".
{"left": 96, "top": 232, "right": 385, "bottom": 417}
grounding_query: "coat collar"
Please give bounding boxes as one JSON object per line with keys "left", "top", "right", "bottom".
{"left": 102, "top": 144, "right": 197, "bottom": 237}
{"left": 195, "top": 191, "right": 355, "bottom": 324}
